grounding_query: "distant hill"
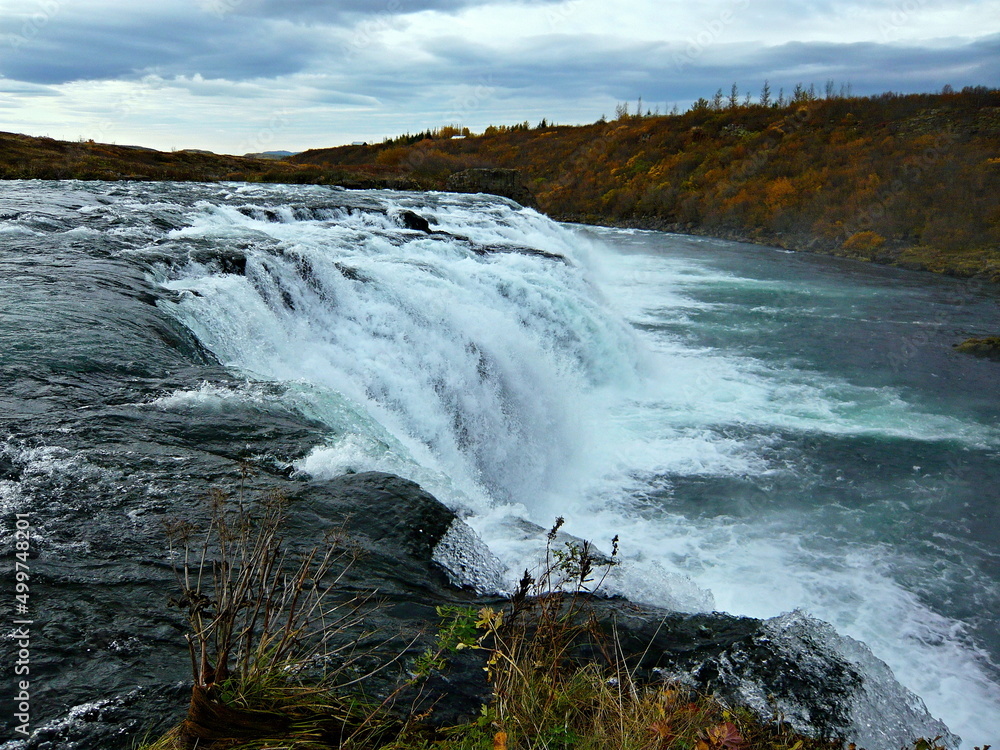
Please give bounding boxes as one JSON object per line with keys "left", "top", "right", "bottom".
{"left": 0, "top": 131, "right": 411, "bottom": 188}
{"left": 290, "top": 88, "right": 1000, "bottom": 281}
{"left": 243, "top": 150, "right": 299, "bottom": 160}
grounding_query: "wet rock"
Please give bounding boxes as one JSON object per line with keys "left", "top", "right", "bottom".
{"left": 398, "top": 210, "right": 432, "bottom": 233}
{"left": 469, "top": 242, "right": 566, "bottom": 263}
{"left": 954, "top": 336, "right": 1000, "bottom": 360}
{"left": 18, "top": 472, "right": 958, "bottom": 748}
{"left": 576, "top": 600, "right": 959, "bottom": 750}
{"left": 283, "top": 475, "right": 957, "bottom": 747}
{"left": 284, "top": 472, "right": 499, "bottom": 727}
{"left": 292, "top": 473, "right": 463, "bottom": 579}
{"left": 0, "top": 451, "right": 20, "bottom": 481}
{"left": 6, "top": 685, "right": 190, "bottom": 750}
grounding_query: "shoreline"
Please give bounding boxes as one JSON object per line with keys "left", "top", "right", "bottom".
{"left": 554, "top": 212, "right": 1000, "bottom": 284}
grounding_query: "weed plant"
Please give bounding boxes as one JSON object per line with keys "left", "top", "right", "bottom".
{"left": 143, "top": 479, "right": 403, "bottom": 749}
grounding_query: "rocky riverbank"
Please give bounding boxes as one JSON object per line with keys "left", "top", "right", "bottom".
{"left": 139, "top": 472, "right": 957, "bottom": 750}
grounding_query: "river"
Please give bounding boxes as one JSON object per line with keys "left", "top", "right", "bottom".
{"left": 1, "top": 181, "right": 998, "bottom": 747}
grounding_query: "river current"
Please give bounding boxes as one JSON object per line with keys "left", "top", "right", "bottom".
{"left": 1, "top": 181, "right": 998, "bottom": 747}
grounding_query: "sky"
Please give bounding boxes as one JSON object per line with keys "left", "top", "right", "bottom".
{"left": 0, "top": 0, "right": 997, "bottom": 154}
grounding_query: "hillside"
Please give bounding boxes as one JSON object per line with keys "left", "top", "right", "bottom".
{"left": 290, "top": 88, "right": 1000, "bottom": 281}
{"left": 0, "top": 131, "right": 410, "bottom": 188}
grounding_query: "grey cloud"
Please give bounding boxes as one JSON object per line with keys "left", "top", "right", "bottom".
{"left": 0, "top": 78, "right": 61, "bottom": 97}
{"left": 728, "top": 36, "right": 1000, "bottom": 96}
{"left": 393, "top": 32, "right": 1000, "bottom": 108}
{"left": 0, "top": 0, "right": 561, "bottom": 87}
{"left": 0, "top": 1, "right": 996, "bottom": 150}
{"left": 0, "top": 10, "right": 326, "bottom": 85}
{"left": 232, "top": 0, "right": 564, "bottom": 23}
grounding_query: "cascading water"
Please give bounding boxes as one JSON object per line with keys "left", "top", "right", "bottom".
{"left": 151, "top": 188, "right": 642, "bottom": 515}
{"left": 2, "top": 180, "right": 998, "bottom": 748}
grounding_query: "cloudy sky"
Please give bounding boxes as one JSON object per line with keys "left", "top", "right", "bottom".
{"left": 1, "top": 0, "right": 997, "bottom": 154}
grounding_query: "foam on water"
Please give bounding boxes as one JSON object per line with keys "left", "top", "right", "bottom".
{"left": 150, "top": 188, "right": 1000, "bottom": 747}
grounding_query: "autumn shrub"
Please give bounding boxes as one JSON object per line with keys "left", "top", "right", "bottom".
{"left": 842, "top": 230, "right": 887, "bottom": 253}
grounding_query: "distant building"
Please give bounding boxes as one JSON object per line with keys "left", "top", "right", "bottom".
{"left": 352, "top": 141, "right": 368, "bottom": 146}
{"left": 451, "top": 135, "right": 467, "bottom": 139}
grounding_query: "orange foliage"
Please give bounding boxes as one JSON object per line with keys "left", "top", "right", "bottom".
{"left": 843, "top": 231, "right": 887, "bottom": 252}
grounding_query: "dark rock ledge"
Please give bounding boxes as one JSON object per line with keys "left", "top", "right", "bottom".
{"left": 13, "top": 472, "right": 958, "bottom": 750}
{"left": 284, "top": 472, "right": 957, "bottom": 750}
{"left": 445, "top": 168, "right": 536, "bottom": 208}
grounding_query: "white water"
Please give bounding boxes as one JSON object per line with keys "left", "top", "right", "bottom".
{"left": 151, "top": 186, "right": 1000, "bottom": 747}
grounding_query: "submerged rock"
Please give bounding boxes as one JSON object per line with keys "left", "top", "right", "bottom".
{"left": 954, "top": 336, "right": 1000, "bottom": 360}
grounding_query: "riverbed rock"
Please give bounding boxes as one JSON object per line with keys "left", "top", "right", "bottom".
{"left": 954, "top": 336, "right": 1000, "bottom": 360}
{"left": 17, "top": 472, "right": 958, "bottom": 748}
{"left": 398, "top": 209, "right": 432, "bottom": 233}
{"left": 582, "top": 600, "right": 959, "bottom": 750}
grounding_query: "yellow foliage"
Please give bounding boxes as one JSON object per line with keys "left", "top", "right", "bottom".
{"left": 374, "top": 146, "right": 410, "bottom": 166}
{"left": 843, "top": 231, "right": 886, "bottom": 252}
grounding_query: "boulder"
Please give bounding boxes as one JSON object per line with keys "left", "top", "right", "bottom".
{"left": 583, "top": 601, "right": 958, "bottom": 750}
{"left": 398, "top": 209, "right": 432, "bottom": 233}
{"left": 24, "top": 472, "right": 957, "bottom": 748}
{"left": 283, "top": 473, "right": 958, "bottom": 748}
